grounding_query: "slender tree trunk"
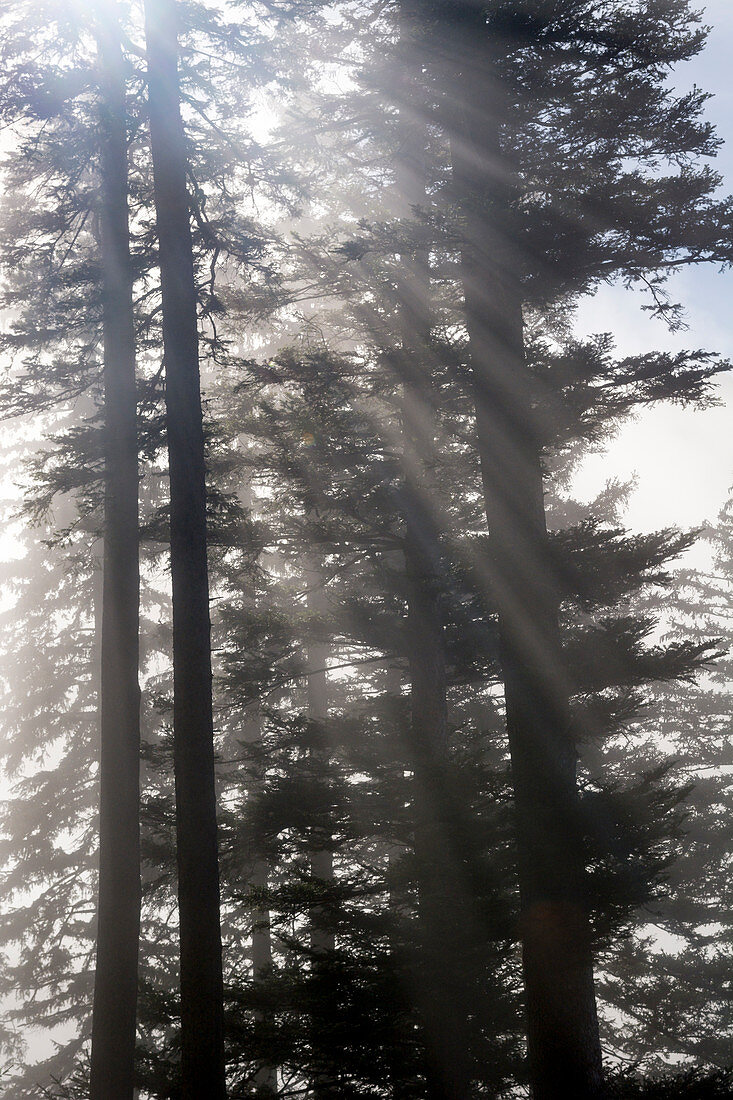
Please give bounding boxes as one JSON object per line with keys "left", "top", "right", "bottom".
{"left": 250, "top": 860, "right": 273, "bottom": 981}
{"left": 307, "top": 586, "right": 333, "bottom": 957}
{"left": 305, "top": 567, "right": 335, "bottom": 1097}
{"left": 244, "top": 715, "right": 277, "bottom": 1096}
{"left": 404, "top": 535, "right": 470, "bottom": 1100}
{"left": 250, "top": 851, "right": 277, "bottom": 1095}
{"left": 393, "top": 9, "right": 470, "bottom": 1094}
{"left": 441, "top": 8, "right": 605, "bottom": 1097}
{"left": 240, "top": 496, "right": 277, "bottom": 1097}
{"left": 90, "top": 11, "right": 141, "bottom": 1099}
{"left": 383, "top": 656, "right": 412, "bottom": 1100}
{"left": 143, "top": 1, "right": 226, "bottom": 1095}
{"left": 242, "top": 663, "right": 276, "bottom": 1086}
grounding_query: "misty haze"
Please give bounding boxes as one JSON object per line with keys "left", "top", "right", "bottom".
{"left": 0, "top": 1, "right": 731, "bottom": 1098}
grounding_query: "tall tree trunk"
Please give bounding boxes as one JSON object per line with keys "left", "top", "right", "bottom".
{"left": 466, "top": 286, "right": 603, "bottom": 1100}
{"left": 307, "top": 581, "right": 333, "bottom": 956}
{"left": 305, "top": 567, "right": 335, "bottom": 1097}
{"left": 383, "top": 657, "right": 411, "bottom": 1100}
{"left": 143, "top": 1, "right": 226, "bottom": 1095}
{"left": 440, "top": 6, "right": 605, "bottom": 1096}
{"left": 244, "top": 710, "right": 277, "bottom": 1096}
{"left": 394, "top": 8, "right": 470, "bottom": 1094}
{"left": 250, "top": 850, "right": 277, "bottom": 1096}
{"left": 240, "top": 493, "right": 277, "bottom": 1097}
{"left": 90, "top": 11, "right": 141, "bottom": 1099}
{"left": 404, "top": 533, "right": 469, "bottom": 1100}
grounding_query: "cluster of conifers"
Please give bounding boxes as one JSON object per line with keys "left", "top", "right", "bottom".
{"left": 0, "top": 2, "right": 731, "bottom": 1099}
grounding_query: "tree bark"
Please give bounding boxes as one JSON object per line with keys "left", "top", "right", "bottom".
{"left": 239, "top": 494, "right": 277, "bottom": 1097}
{"left": 245, "top": 717, "right": 277, "bottom": 1096}
{"left": 404, "top": 533, "right": 470, "bottom": 1100}
{"left": 466, "top": 284, "right": 604, "bottom": 1100}
{"left": 441, "top": 7, "right": 605, "bottom": 1097}
{"left": 250, "top": 851, "right": 277, "bottom": 1096}
{"left": 305, "top": 568, "right": 335, "bottom": 1098}
{"left": 143, "top": 1, "right": 226, "bottom": 1095}
{"left": 307, "top": 581, "right": 334, "bottom": 957}
{"left": 394, "top": 8, "right": 471, "bottom": 1094}
{"left": 90, "top": 11, "right": 141, "bottom": 1099}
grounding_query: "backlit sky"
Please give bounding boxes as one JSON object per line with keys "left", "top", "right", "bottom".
{"left": 0, "top": 2, "right": 730, "bottom": 555}
{"left": 571, "top": 0, "right": 733, "bottom": 540}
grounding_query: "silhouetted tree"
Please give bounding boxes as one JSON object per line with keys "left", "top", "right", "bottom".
{"left": 143, "top": 0, "right": 227, "bottom": 1093}
{"left": 90, "top": 7, "right": 141, "bottom": 1097}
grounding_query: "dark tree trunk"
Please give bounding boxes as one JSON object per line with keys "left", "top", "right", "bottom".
{"left": 241, "top": 705, "right": 277, "bottom": 1092}
{"left": 90, "top": 12, "right": 141, "bottom": 1100}
{"left": 404, "top": 536, "right": 471, "bottom": 1100}
{"left": 465, "top": 279, "right": 604, "bottom": 1100}
{"left": 305, "top": 570, "right": 335, "bottom": 1098}
{"left": 239, "top": 505, "right": 277, "bottom": 1096}
{"left": 394, "top": 9, "right": 471, "bottom": 1094}
{"left": 250, "top": 851, "right": 277, "bottom": 1095}
{"left": 143, "top": 2, "right": 226, "bottom": 1096}
{"left": 441, "top": 7, "right": 605, "bottom": 1097}
{"left": 307, "top": 580, "right": 334, "bottom": 957}
{"left": 250, "top": 860, "right": 273, "bottom": 981}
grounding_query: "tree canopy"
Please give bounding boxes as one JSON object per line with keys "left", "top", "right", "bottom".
{"left": 0, "top": 1, "right": 730, "bottom": 1098}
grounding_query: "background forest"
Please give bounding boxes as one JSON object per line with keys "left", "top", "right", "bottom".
{"left": 0, "top": 1, "right": 731, "bottom": 1098}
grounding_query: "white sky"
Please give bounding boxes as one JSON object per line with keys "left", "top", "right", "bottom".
{"left": 571, "top": 0, "right": 733, "bottom": 539}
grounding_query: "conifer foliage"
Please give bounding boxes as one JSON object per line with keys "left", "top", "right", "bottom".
{"left": 0, "top": 1, "right": 731, "bottom": 1099}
